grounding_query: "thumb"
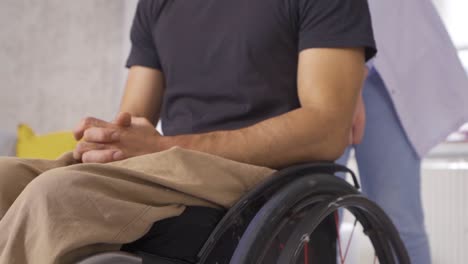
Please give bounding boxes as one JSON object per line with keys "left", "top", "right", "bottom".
{"left": 113, "top": 112, "right": 132, "bottom": 127}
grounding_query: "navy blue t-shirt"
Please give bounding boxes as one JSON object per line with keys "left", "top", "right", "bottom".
{"left": 127, "top": 0, "right": 376, "bottom": 136}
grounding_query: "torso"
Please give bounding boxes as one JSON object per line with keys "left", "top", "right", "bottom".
{"left": 153, "top": 0, "right": 301, "bottom": 135}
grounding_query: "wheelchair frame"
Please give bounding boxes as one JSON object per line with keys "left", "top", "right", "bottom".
{"left": 78, "top": 163, "right": 410, "bottom": 264}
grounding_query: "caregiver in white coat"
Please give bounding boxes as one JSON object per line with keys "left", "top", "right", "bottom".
{"left": 338, "top": 0, "right": 468, "bottom": 263}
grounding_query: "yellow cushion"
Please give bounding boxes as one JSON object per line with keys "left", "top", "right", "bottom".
{"left": 16, "top": 124, "right": 77, "bottom": 160}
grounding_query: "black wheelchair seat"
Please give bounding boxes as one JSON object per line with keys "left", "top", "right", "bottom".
{"left": 79, "top": 207, "right": 224, "bottom": 264}
{"left": 122, "top": 207, "right": 225, "bottom": 264}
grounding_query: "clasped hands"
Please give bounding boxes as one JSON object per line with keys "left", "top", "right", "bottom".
{"left": 73, "top": 112, "right": 162, "bottom": 163}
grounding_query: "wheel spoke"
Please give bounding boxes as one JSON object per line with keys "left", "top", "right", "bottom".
{"left": 300, "top": 234, "right": 311, "bottom": 264}
{"left": 304, "top": 240, "right": 309, "bottom": 264}
{"left": 343, "top": 218, "right": 358, "bottom": 262}
{"left": 334, "top": 212, "right": 345, "bottom": 264}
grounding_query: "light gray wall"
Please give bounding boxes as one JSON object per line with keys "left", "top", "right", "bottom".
{"left": 0, "top": 0, "right": 137, "bottom": 134}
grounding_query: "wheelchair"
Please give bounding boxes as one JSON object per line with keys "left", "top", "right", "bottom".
{"left": 77, "top": 163, "right": 410, "bottom": 264}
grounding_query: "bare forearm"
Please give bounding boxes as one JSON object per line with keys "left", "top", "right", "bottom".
{"left": 158, "top": 107, "right": 350, "bottom": 169}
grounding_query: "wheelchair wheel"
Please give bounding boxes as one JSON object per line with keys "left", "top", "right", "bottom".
{"left": 230, "top": 174, "right": 410, "bottom": 264}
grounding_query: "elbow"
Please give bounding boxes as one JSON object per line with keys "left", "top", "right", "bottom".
{"left": 298, "top": 138, "right": 347, "bottom": 163}
{"left": 320, "top": 140, "right": 348, "bottom": 161}
{"left": 319, "top": 114, "right": 353, "bottom": 161}
{"left": 305, "top": 125, "right": 350, "bottom": 162}
{"left": 294, "top": 108, "right": 354, "bottom": 163}
{"left": 323, "top": 127, "right": 350, "bottom": 161}
{"left": 311, "top": 140, "right": 347, "bottom": 162}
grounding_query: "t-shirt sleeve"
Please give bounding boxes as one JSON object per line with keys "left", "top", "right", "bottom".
{"left": 126, "top": 0, "right": 162, "bottom": 70}
{"left": 296, "top": 0, "right": 377, "bottom": 61}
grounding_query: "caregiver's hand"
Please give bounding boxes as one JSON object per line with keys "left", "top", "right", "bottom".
{"left": 73, "top": 112, "right": 161, "bottom": 163}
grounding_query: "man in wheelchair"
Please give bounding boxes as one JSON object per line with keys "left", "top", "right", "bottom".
{"left": 0, "top": 0, "right": 378, "bottom": 263}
